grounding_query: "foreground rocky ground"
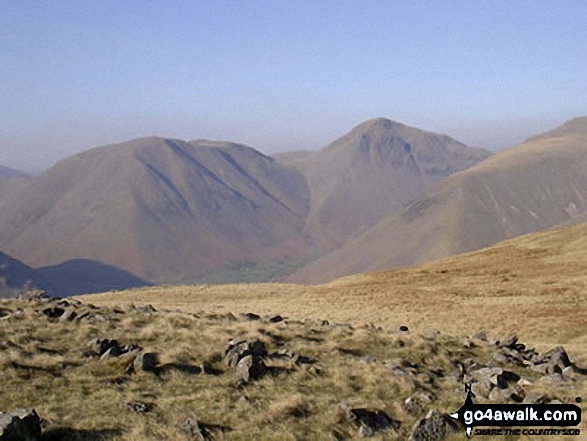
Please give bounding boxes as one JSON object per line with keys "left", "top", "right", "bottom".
{"left": 0, "top": 292, "right": 585, "bottom": 440}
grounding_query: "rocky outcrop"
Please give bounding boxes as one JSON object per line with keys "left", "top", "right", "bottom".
{"left": 0, "top": 409, "right": 41, "bottom": 441}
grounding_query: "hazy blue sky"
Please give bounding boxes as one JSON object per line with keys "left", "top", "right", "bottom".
{"left": 1, "top": 1, "right": 586, "bottom": 172}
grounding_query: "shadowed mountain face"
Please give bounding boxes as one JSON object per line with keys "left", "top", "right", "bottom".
{"left": 0, "top": 165, "right": 29, "bottom": 178}
{"left": 36, "top": 259, "right": 150, "bottom": 296}
{"left": 0, "top": 138, "right": 312, "bottom": 284}
{"left": 281, "top": 118, "right": 491, "bottom": 250}
{"left": 288, "top": 117, "right": 587, "bottom": 283}
{"left": 0, "top": 251, "right": 45, "bottom": 298}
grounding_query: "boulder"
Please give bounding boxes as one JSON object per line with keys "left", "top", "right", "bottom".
{"left": 235, "top": 355, "right": 267, "bottom": 383}
{"left": 134, "top": 352, "right": 159, "bottom": 373}
{"left": 223, "top": 339, "right": 267, "bottom": 368}
{"left": 410, "top": 410, "right": 462, "bottom": 441}
{"left": 0, "top": 408, "right": 42, "bottom": 441}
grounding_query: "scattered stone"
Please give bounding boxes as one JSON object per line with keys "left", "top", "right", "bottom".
{"left": 138, "top": 305, "right": 157, "bottom": 314}
{"left": 0, "top": 408, "right": 42, "bottom": 441}
{"left": 399, "top": 325, "right": 409, "bottom": 332}
{"left": 59, "top": 308, "right": 77, "bottom": 321}
{"left": 42, "top": 307, "right": 65, "bottom": 319}
{"left": 243, "top": 313, "right": 260, "bottom": 321}
{"left": 134, "top": 352, "right": 159, "bottom": 374}
{"left": 121, "top": 401, "right": 153, "bottom": 413}
{"left": 176, "top": 417, "right": 211, "bottom": 440}
{"left": 409, "top": 410, "right": 462, "bottom": 441}
{"left": 235, "top": 355, "right": 267, "bottom": 383}
{"left": 223, "top": 339, "right": 267, "bottom": 368}
{"left": 268, "top": 315, "right": 283, "bottom": 323}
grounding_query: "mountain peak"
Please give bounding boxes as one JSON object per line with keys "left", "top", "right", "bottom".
{"left": 350, "top": 118, "right": 406, "bottom": 134}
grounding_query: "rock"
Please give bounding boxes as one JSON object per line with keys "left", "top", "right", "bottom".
{"left": 138, "top": 305, "right": 156, "bottom": 314}
{"left": 399, "top": 325, "right": 409, "bottom": 333}
{"left": 223, "top": 339, "right": 267, "bottom": 368}
{"left": 59, "top": 308, "right": 77, "bottom": 321}
{"left": 235, "top": 355, "right": 267, "bottom": 383}
{"left": 490, "top": 370, "right": 520, "bottom": 389}
{"left": 176, "top": 417, "right": 210, "bottom": 440}
{"left": 99, "top": 346, "right": 123, "bottom": 360}
{"left": 410, "top": 410, "right": 462, "bottom": 441}
{"left": 474, "top": 330, "right": 488, "bottom": 341}
{"left": 524, "top": 392, "right": 548, "bottom": 404}
{"left": 500, "top": 335, "right": 518, "bottom": 348}
{"left": 121, "top": 401, "right": 153, "bottom": 413}
{"left": 489, "top": 385, "right": 525, "bottom": 403}
{"left": 543, "top": 346, "right": 572, "bottom": 374}
{"left": 268, "top": 315, "right": 283, "bottom": 323}
{"left": 344, "top": 407, "right": 400, "bottom": 436}
{"left": 0, "top": 309, "right": 11, "bottom": 319}
{"left": 0, "top": 408, "right": 42, "bottom": 441}
{"left": 360, "top": 356, "right": 376, "bottom": 364}
{"left": 244, "top": 313, "right": 260, "bottom": 321}
{"left": 404, "top": 397, "right": 425, "bottom": 416}
{"left": 88, "top": 339, "right": 120, "bottom": 356}
{"left": 42, "top": 307, "right": 65, "bottom": 319}
{"left": 539, "top": 373, "right": 566, "bottom": 385}
{"left": 134, "top": 352, "right": 159, "bottom": 373}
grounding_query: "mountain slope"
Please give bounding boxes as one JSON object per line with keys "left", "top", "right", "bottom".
{"left": 0, "top": 165, "right": 29, "bottom": 178}
{"left": 0, "top": 251, "right": 48, "bottom": 298}
{"left": 0, "top": 137, "right": 312, "bottom": 283}
{"left": 289, "top": 117, "right": 587, "bottom": 283}
{"left": 282, "top": 118, "right": 491, "bottom": 249}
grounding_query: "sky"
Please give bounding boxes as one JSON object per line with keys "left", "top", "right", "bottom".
{"left": 1, "top": 1, "right": 586, "bottom": 173}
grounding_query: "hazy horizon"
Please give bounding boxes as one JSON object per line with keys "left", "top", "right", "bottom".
{"left": 2, "top": 1, "right": 586, "bottom": 173}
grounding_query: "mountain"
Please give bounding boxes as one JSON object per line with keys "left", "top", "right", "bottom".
{"left": 0, "top": 137, "right": 312, "bottom": 284}
{"left": 289, "top": 117, "right": 587, "bottom": 283}
{"left": 0, "top": 251, "right": 48, "bottom": 298}
{"left": 0, "top": 165, "right": 29, "bottom": 178}
{"left": 280, "top": 118, "right": 491, "bottom": 250}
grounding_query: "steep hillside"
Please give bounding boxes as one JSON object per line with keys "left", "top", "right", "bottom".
{"left": 0, "top": 138, "right": 312, "bottom": 284}
{"left": 284, "top": 118, "right": 491, "bottom": 249}
{"left": 289, "top": 117, "right": 587, "bottom": 283}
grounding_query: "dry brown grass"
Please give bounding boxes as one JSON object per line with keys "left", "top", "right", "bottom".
{"left": 81, "top": 222, "right": 587, "bottom": 363}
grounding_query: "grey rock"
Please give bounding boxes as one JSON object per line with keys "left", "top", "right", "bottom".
{"left": 0, "top": 408, "right": 41, "bottom": 441}
{"left": 235, "top": 355, "right": 267, "bottom": 383}
{"left": 524, "top": 392, "right": 548, "bottom": 404}
{"left": 134, "top": 352, "right": 159, "bottom": 373}
{"left": 223, "top": 339, "right": 267, "bottom": 368}
{"left": 59, "top": 308, "right": 77, "bottom": 322}
{"left": 410, "top": 410, "right": 462, "bottom": 441}
{"left": 42, "top": 307, "right": 65, "bottom": 319}
{"left": 176, "top": 417, "right": 209, "bottom": 440}
{"left": 121, "top": 401, "right": 153, "bottom": 413}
